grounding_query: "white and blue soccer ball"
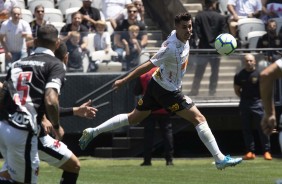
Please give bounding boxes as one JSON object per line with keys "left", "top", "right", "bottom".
{"left": 214, "top": 33, "right": 237, "bottom": 55}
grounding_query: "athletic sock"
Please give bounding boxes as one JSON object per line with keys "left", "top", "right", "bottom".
{"left": 94, "top": 114, "right": 129, "bottom": 135}
{"left": 60, "top": 171, "right": 78, "bottom": 184}
{"left": 195, "top": 122, "right": 225, "bottom": 162}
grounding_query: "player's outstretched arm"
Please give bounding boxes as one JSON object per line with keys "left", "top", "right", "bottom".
{"left": 112, "top": 61, "right": 155, "bottom": 90}
{"left": 73, "top": 99, "right": 97, "bottom": 118}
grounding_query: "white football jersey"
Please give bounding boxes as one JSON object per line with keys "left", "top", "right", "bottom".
{"left": 151, "top": 30, "right": 190, "bottom": 91}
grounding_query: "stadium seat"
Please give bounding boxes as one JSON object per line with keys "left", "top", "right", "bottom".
{"left": 50, "top": 22, "right": 66, "bottom": 32}
{"left": 58, "top": 0, "right": 82, "bottom": 15}
{"left": 28, "top": 0, "right": 55, "bottom": 13}
{"left": 65, "top": 7, "right": 81, "bottom": 24}
{"left": 218, "top": 0, "right": 229, "bottom": 15}
{"left": 17, "top": 0, "right": 26, "bottom": 9}
{"left": 247, "top": 31, "right": 267, "bottom": 49}
{"left": 238, "top": 18, "right": 265, "bottom": 47}
{"left": 91, "top": 50, "right": 121, "bottom": 72}
{"left": 21, "top": 9, "right": 33, "bottom": 23}
{"left": 44, "top": 8, "right": 63, "bottom": 23}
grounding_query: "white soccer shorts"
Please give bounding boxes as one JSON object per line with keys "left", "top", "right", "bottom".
{"left": 38, "top": 134, "right": 73, "bottom": 168}
{"left": 0, "top": 120, "right": 39, "bottom": 184}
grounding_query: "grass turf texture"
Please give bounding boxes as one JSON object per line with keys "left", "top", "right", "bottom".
{"left": 1, "top": 156, "right": 282, "bottom": 184}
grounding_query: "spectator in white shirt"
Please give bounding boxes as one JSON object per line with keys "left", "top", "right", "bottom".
{"left": 0, "top": 7, "right": 32, "bottom": 72}
{"left": 227, "top": 0, "right": 262, "bottom": 37}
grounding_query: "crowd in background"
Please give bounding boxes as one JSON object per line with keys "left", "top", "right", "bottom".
{"left": 0, "top": 0, "right": 148, "bottom": 73}
{"left": 0, "top": 0, "right": 281, "bottom": 73}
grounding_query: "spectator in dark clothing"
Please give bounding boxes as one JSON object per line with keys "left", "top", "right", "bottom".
{"left": 60, "top": 12, "right": 88, "bottom": 51}
{"left": 113, "top": 3, "right": 147, "bottom": 69}
{"left": 79, "top": 0, "right": 102, "bottom": 32}
{"left": 66, "top": 31, "right": 84, "bottom": 72}
{"left": 233, "top": 53, "right": 272, "bottom": 160}
{"left": 135, "top": 67, "right": 174, "bottom": 166}
{"left": 122, "top": 25, "right": 143, "bottom": 71}
{"left": 189, "top": 0, "right": 228, "bottom": 96}
{"left": 257, "top": 19, "right": 282, "bottom": 63}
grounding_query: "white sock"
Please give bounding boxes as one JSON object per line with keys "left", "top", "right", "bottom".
{"left": 195, "top": 122, "right": 225, "bottom": 162}
{"left": 94, "top": 114, "right": 129, "bottom": 135}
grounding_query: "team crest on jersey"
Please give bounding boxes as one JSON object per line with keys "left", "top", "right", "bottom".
{"left": 138, "top": 98, "right": 143, "bottom": 106}
{"left": 168, "top": 103, "right": 179, "bottom": 112}
{"left": 251, "top": 77, "right": 258, "bottom": 84}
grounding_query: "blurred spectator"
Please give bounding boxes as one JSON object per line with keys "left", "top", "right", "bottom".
{"left": 66, "top": 31, "right": 84, "bottom": 72}
{"left": 101, "top": 0, "right": 132, "bottom": 29}
{"left": 93, "top": 20, "right": 111, "bottom": 52}
{"left": 28, "top": 5, "right": 49, "bottom": 53}
{"left": 257, "top": 19, "right": 282, "bottom": 62}
{"left": 114, "top": 0, "right": 145, "bottom": 25}
{"left": 227, "top": 0, "right": 262, "bottom": 37}
{"left": 134, "top": 67, "right": 174, "bottom": 166}
{"left": 60, "top": 12, "right": 88, "bottom": 55}
{"left": 189, "top": 0, "right": 228, "bottom": 96}
{"left": 88, "top": 20, "right": 112, "bottom": 72}
{"left": 79, "top": 0, "right": 103, "bottom": 32}
{"left": 0, "top": 7, "right": 32, "bottom": 72}
{"left": 113, "top": 4, "right": 147, "bottom": 70}
{"left": 233, "top": 53, "right": 272, "bottom": 160}
{"left": 122, "top": 25, "right": 143, "bottom": 71}
{"left": 0, "top": 0, "right": 17, "bottom": 22}
{"left": 261, "top": 0, "right": 282, "bottom": 23}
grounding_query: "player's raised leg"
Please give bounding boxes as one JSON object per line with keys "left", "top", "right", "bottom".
{"left": 176, "top": 102, "right": 242, "bottom": 170}
{"left": 79, "top": 110, "right": 151, "bottom": 150}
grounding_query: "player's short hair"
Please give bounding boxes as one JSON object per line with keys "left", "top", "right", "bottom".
{"left": 54, "top": 42, "right": 67, "bottom": 61}
{"left": 37, "top": 24, "right": 58, "bottom": 43}
{"left": 174, "top": 12, "right": 192, "bottom": 25}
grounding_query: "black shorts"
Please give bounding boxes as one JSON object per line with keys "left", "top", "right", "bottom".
{"left": 136, "top": 79, "right": 194, "bottom": 113}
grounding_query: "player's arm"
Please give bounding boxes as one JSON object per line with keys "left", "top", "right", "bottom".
{"left": 260, "top": 62, "right": 282, "bottom": 135}
{"left": 60, "top": 99, "right": 97, "bottom": 118}
{"left": 113, "top": 61, "right": 155, "bottom": 90}
{"left": 260, "top": 62, "right": 282, "bottom": 116}
{"left": 44, "top": 88, "right": 63, "bottom": 139}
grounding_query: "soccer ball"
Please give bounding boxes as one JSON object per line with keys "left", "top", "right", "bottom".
{"left": 214, "top": 33, "right": 237, "bottom": 55}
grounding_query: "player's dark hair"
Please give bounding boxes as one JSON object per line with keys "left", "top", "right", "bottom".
{"left": 36, "top": 24, "right": 58, "bottom": 48}
{"left": 55, "top": 42, "right": 67, "bottom": 61}
{"left": 174, "top": 12, "right": 192, "bottom": 25}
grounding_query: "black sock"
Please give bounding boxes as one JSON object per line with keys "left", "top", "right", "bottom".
{"left": 60, "top": 171, "right": 79, "bottom": 184}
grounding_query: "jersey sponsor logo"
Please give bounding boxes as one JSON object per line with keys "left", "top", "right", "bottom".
{"left": 15, "top": 60, "right": 45, "bottom": 67}
{"left": 168, "top": 103, "right": 179, "bottom": 112}
{"left": 9, "top": 111, "right": 32, "bottom": 126}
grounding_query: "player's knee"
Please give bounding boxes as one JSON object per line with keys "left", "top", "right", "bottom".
{"left": 61, "top": 155, "right": 81, "bottom": 173}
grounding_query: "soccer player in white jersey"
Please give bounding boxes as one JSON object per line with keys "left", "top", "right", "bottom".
{"left": 260, "top": 59, "right": 282, "bottom": 135}
{"left": 79, "top": 12, "right": 243, "bottom": 170}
